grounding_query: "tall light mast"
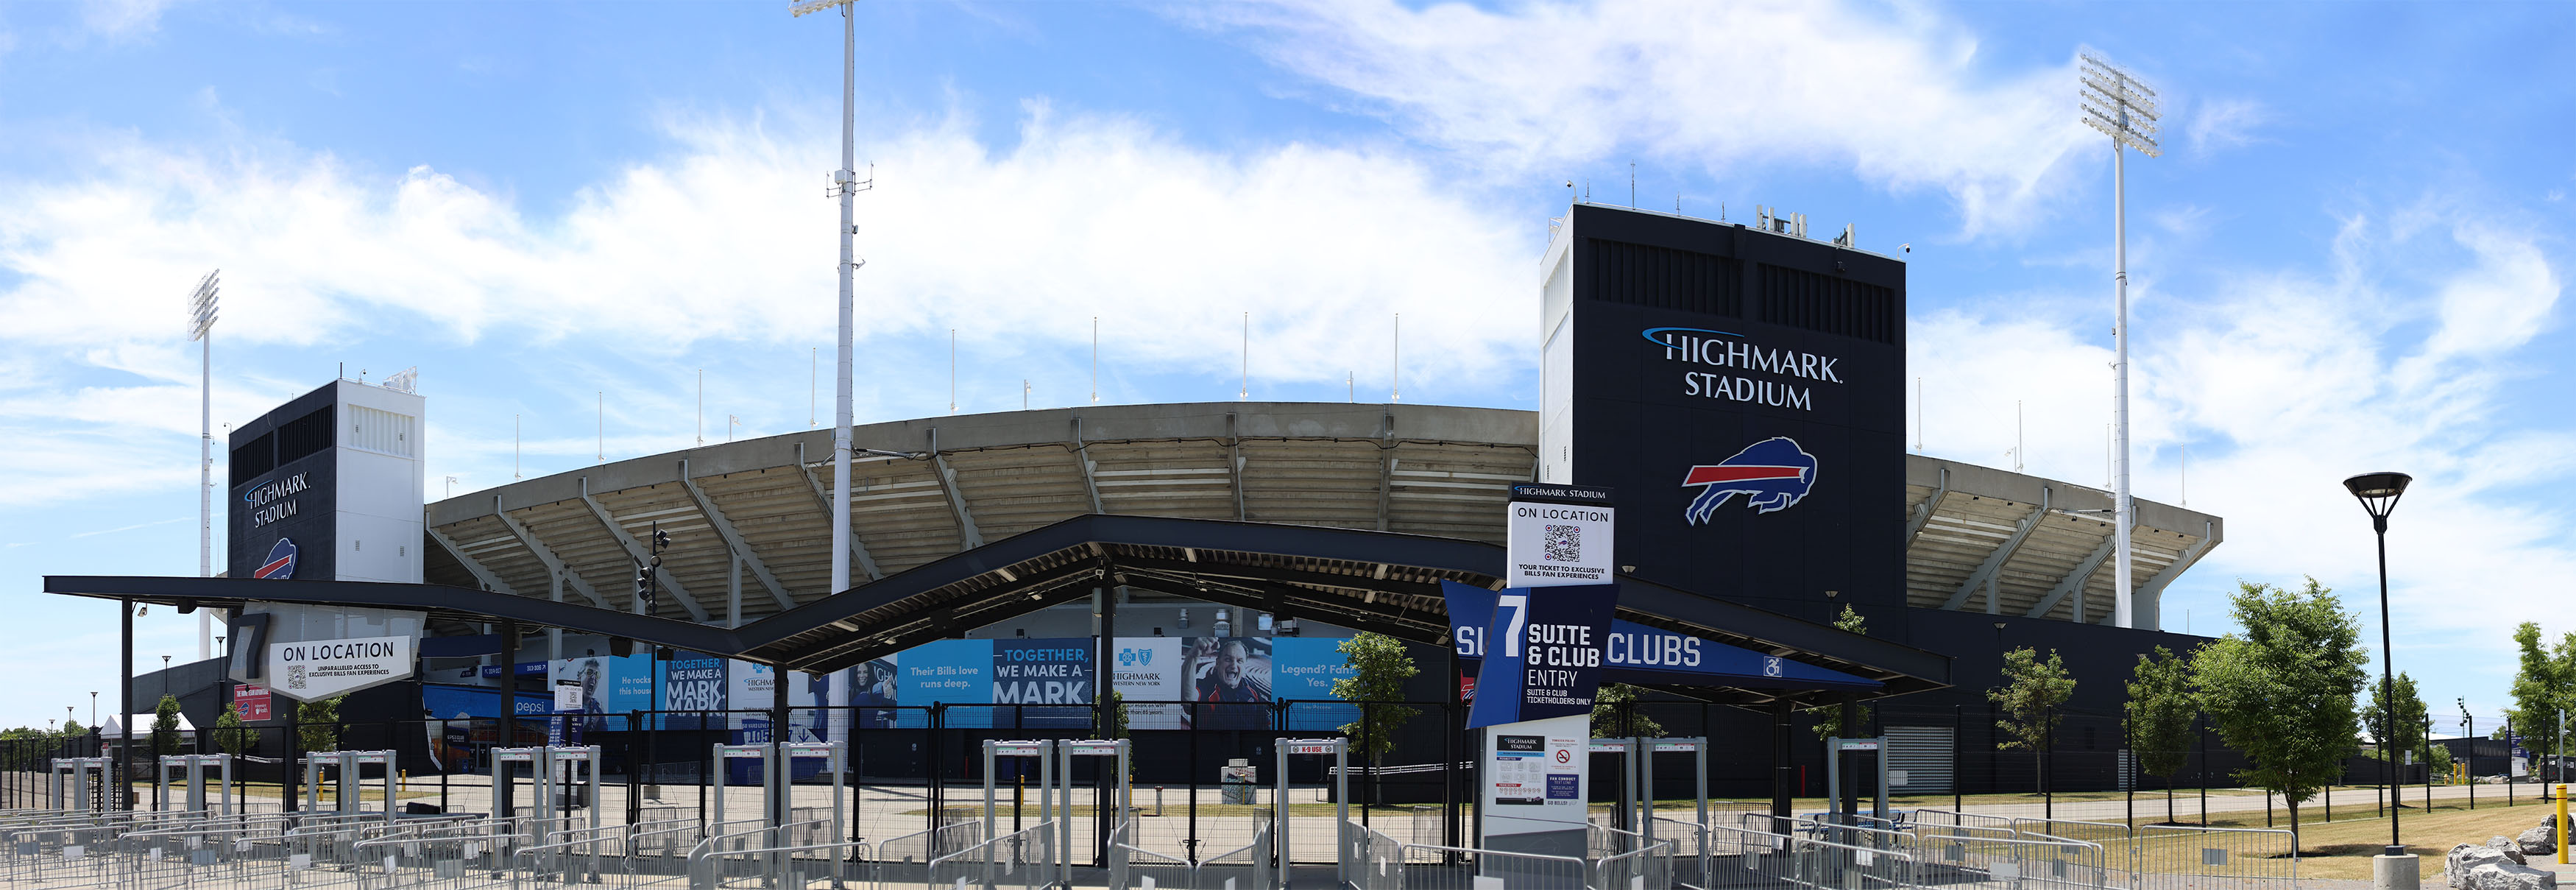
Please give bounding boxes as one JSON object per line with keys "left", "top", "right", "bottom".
{"left": 186, "top": 271, "right": 221, "bottom": 660}
{"left": 792, "top": 0, "right": 868, "bottom": 598}
{"left": 2080, "top": 53, "right": 2159, "bottom": 629}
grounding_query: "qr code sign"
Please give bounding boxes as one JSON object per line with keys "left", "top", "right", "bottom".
{"left": 1543, "top": 523, "right": 1580, "bottom": 562}
{"left": 286, "top": 665, "right": 308, "bottom": 691}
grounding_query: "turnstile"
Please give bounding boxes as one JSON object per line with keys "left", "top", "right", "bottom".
{"left": 1589, "top": 737, "right": 1708, "bottom": 847}
{"left": 492, "top": 745, "right": 603, "bottom": 828}
{"left": 711, "top": 741, "right": 846, "bottom": 843}
{"left": 1059, "top": 739, "right": 1130, "bottom": 886}
{"left": 1825, "top": 736, "right": 1892, "bottom": 825}
{"left": 158, "top": 753, "right": 234, "bottom": 814}
{"left": 1278, "top": 737, "right": 1348, "bottom": 890}
{"left": 50, "top": 757, "right": 107, "bottom": 812}
{"left": 303, "top": 749, "right": 396, "bottom": 824}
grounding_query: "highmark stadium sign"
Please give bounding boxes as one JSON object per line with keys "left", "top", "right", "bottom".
{"left": 269, "top": 635, "right": 415, "bottom": 701}
{"left": 1643, "top": 327, "right": 1844, "bottom": 411}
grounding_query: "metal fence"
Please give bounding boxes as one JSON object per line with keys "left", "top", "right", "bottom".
{"left": 927, "top": 821, "right": 1053, "bottom": 890}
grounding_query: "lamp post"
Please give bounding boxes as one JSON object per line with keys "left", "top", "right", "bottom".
{"left": 2344, "top": 470, "right": 2411, "bottom": 858}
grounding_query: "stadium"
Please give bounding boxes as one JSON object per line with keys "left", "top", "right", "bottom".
{"left": 39, "top": 202, "right": 2255, "bottom": 883}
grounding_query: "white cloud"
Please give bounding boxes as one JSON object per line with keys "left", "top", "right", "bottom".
{"left": 2185, "top": 97, "right": 2268, "bottom": 157}
{"left": 0, "top": 103, "right": 1533, "bottom": 504}
{"left": 81, "top": 0, "right": 173, "bottom": 38}
{"left": 1914, "top": 209, "right": 2571, "bottom": 666}
{"left": 1186, "top": 0, "right": 2095, "bottom": 237}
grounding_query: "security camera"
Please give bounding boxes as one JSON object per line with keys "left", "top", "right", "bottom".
{"left": 1564, "top": 180, "right": 1574, "bottom": 188}
{"left": 1900, "top": 243, "right": 1911, "bottom": 253}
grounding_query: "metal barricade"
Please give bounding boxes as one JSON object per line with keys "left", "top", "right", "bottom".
{"left": 1391, "top": 842, "right": 1589, "bottom": 890}
{"left": 926, "top": 822, "right": 1055, "bottom": 890}
{"left": 2132, "top": 824, "right": 2297, "bottom": 890}
{"left": 1597, "top": 836, "right": 1676, "bottom": 890}
{"left": 1652, "top": 815, "right": 1710, "bottom": 890}
{"left": 684, "top": 836, "right": 870, "bottom": 890}
{"left": 1108, "top": 819, "right": 1192, "bottom": 890}
{"left": 1790, "top": 832, "right": 1921, "bottom": 890}
{"left": 1345, "top": 823, "right": 1404, "bottom": 890}
{"left": 1703, "top": 822, "right": 1796, "bottom": 889}
{"left": 1195, "top": 820, "right": 1270, "bottom": 890}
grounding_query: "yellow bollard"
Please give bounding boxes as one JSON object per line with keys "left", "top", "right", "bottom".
{"left": 2558, "top": 784, "right": 2569, "bottom": 865}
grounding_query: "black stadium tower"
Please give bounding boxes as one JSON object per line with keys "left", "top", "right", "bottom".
{"left": 1545, "top": 203, "right": 2207, "bottom": 720}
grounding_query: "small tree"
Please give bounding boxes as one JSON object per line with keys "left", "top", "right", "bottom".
{"left": 2504, "top": 623, "right": 2576, "bottom": 757}
{"left": 212, "top": 707, "right": 253, "bottom": 757}
{"left": 1806, "top": 607, "right": 1873, "bottom": 738}
{"left": 2360, "top": 671, "right": 2430, "bottom": 766}
{"left": 151, "top": 695, "right": 183, "bottom": 757}
{"left": 2191, "top": 578, "right": 2367, "bottom": 850}
{"left": 1590, "top": 684, "right": 1667, "bottom": 739}
{"left": 1989, "top": 647, "right": 2076, "bottom": 795}
{"left": 1093, "top": 691, "right": 1130, "bottom": 739}
{"left": 296, "top": 696, "right": 344, "bottom": 752}
{"left": 1331, "top": 633, "right": 1420, "bottom": 806}
{"left": 2126, "top": 646, "right": 2198, "bottom": 824}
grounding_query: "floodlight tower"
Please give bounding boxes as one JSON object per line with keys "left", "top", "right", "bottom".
{"left": 2080, "top": 53, "right": 2159, "bottom": 629}
{"left": 186, "top": 271, "right": 220, "bottom": 660}
{"left": 793, "top": 0, "right": 869, "bottom": 603}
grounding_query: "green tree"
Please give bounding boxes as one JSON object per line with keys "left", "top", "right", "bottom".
{"left": 2125, "top": 646, "right": 2198, "bottom": 824}
{"left": 2360, "top": 671, "right": 2430, "bottom": 765}
{"left": 296, "top": 696, "right": 344, "bottom": 752}
{"left": 1990, "top": 647, "right": 2076, "bottom": 795}
{"left": 1590, "top": 684, "right": 1667, "bottom": 738}
{"left": 1092, "top": 691, "right": 1130, "bottom": 739}
{"left": 150, "top": 695, "right": 183, "bottom": 757}
{"left": 1331, "top": 633, "right": 1420, "bottom": 805}
{"left": 2190, "top": 579, "right": 2368, "bottom": 850}
{"left": 60, "top": 718, "right": 85, "bottom": 738}
{"left": 1806, "top": 607, "right": 1873, "bottom": 738}
{"left": 2503, "top": 622, "right": 2576, "bottom": 757}
{"left": 211, "top": 707, "right": 253, "bottom": 757}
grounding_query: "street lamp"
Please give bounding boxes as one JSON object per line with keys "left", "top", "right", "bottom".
{"left": 2344, "top": 470, "right": 2411, "bottom": 858}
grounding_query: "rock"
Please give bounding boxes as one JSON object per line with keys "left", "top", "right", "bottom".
{"left": 2485, "top": 836, "right": 2528, "bottom": 864}
{"left": 2451, "top": 844, "right": 2514, "bottom": 886}
{"left": 2516, "top": 822, "right": 2555, "bottom": 857}
{"left": 2463, "top": 861, "right": 2556, "bottom": 890}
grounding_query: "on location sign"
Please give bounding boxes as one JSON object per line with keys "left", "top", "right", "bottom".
{"left": 268, "top": 635, "right": 414, "bottom": 701}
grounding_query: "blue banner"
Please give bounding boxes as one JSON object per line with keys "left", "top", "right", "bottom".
{"left": 1443, "top": 580, "right": 1880, "bottom": 691}
{"left": 1465, "top": 584, "right": 1617, "bottom": 729}
{"left": 1273, "top": 638, "right": 1361, "bottom": 730}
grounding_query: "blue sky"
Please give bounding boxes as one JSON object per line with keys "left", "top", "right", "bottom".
{"left": 1, "top": 0, "right": 2569, "bottom": 734}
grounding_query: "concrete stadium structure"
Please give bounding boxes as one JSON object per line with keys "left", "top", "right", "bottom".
{"left": 419, "top": 400, "right": 2221, "bottom": 637}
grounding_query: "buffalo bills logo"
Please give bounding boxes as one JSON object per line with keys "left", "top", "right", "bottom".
{"left": 255, "top": 538, "right": 298, "bottom": 579}
{"left": 1681, "top": 437, "right": 1818, "bottom": 523}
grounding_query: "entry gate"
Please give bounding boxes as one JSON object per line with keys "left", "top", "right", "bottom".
{"left": 303, "top": 749, "right": 396, "bottom": 824}
{"left": 1060, "top": 739, "right": 1130, "bottom": 885}
{"left": 711, "top": 741, "right": 846, "bottom": 843}
{"left": 1824, "top": 737, "right": 1892, "bottom": 825}
{"left": 50, "top": 757, "right": 107, "bottom": 811}
{"left": 1278, "top": 737, "right": 1347, "bottom": 890}
{"left": 492, "top": 745, "right": 603, "bottom": 827}
{"left": 157, "top": 753, "right": 234, "bottom": 813}
{"left": 1591, "top": 737, "right": 1707, "bottom": 889}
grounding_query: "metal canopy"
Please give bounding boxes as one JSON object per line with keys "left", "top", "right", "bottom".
{"left": 46, "top": 514, "right": 1947, "bottom": 707}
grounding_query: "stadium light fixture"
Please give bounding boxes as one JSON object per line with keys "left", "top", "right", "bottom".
{"left": 185, "top": 270, "right": 220, "bottom": 662}
{"left": 794, "top": 0, "right": 868, "bottom": 623}
{"left": 2079, "top": 52, "right": 2157, "bottom": 632}
{"left": 2343, "top": 470, "right": 2410, "bottom": 858}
